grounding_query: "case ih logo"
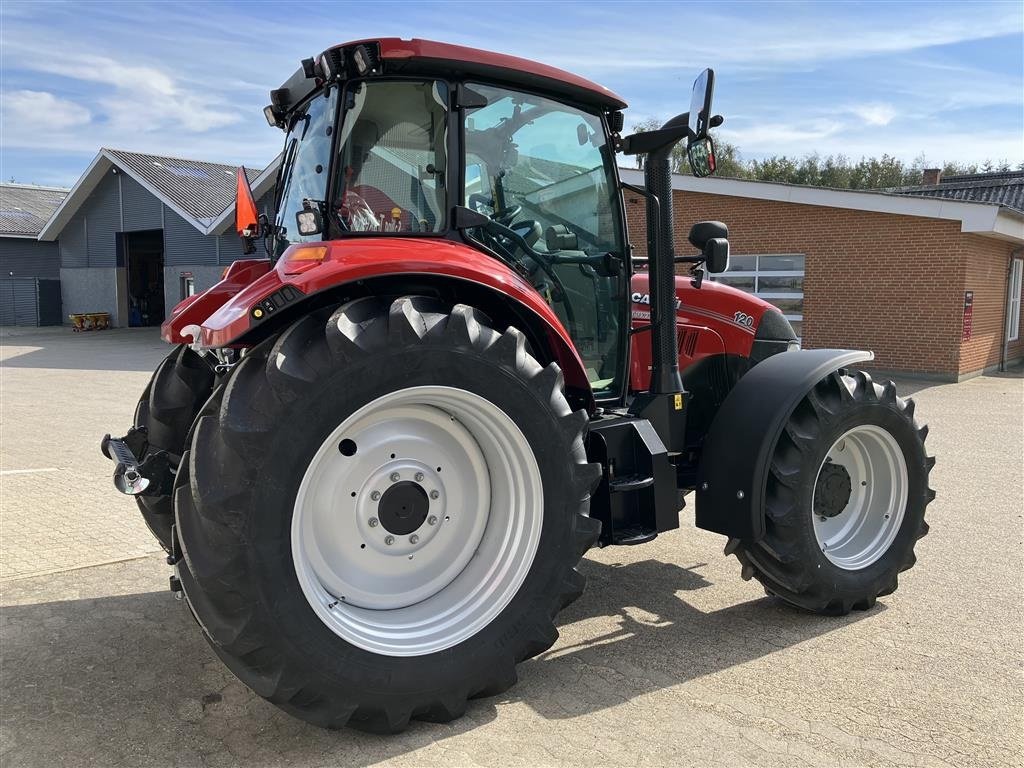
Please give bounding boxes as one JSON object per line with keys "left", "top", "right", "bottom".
{"left": 631, "top": 292, "right": 682, "bottom": 310}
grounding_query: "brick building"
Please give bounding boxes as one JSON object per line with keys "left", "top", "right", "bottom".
{"left": 620, "top": 170, "right": 1024, "bottom": 381}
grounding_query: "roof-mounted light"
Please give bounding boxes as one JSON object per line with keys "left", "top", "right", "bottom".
{"left": 263, "top": 105, "right": 283, "bottom": 129}
{"left": 318, "top": 50, "right": 344, "bottom": 82}
{"left": 351, "top": 44, "right": 379, "bottom": 76}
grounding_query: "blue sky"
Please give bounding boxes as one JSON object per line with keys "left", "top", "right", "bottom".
{"left": 1, "top": 0, "right": 1021, "bottom": 187}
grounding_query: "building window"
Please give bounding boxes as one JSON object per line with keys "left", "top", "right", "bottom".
{"left": 1009, "top": 258, "right": 1023, "bottom": 343}
{"left": 180, "top": 274, "right": 195, "bottom": 301}
{"left": 712, "top": 253, "right": 805, "bottom": 337}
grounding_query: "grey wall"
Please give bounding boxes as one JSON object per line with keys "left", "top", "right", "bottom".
{"left": 0, "top": 237, "right": 60, "bottom": 279}
{"left": 162, "top": 265, "right": 226, "bottom": 319}
{"left": 60, "top": 267, "right": 120, "bottom": 321}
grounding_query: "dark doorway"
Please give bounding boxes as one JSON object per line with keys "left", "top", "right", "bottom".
{"left": 122, "top": 230, "right": 165, "bottom": 327}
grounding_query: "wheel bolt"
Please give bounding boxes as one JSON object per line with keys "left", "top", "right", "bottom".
{"left": 415, "top": 472, "right": 424, "bottom": 482}
{"left": 410, "top": 534, "right": 419, "bottom": 544}
{"left": 736, "top": 490, "right": 745, "bottom": 500}
{"left": 370, "top": 490, "right": 381, "bottom": 501}
{"left": 430, "top": 490, "right": 440, "bottom": 500}
{"left": 384, "top": 535, "right": 394, "bottom": 545}
{"left": 427, "top": 515, "right": 437, "bottom": 526}
{"left": 390, "top": 472, "right": 400, "bottom": 482}
{"left": 368, "top": 517, "right": 379, "bottom": 527}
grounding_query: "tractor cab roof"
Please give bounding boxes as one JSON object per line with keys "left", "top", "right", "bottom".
{"left": 270, "top": 38, "right": 627, "bottom": 121}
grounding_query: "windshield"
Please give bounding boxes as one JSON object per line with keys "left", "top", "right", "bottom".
{"left": 274, "top": 88, "right": 338, "bottom": 253}
{"left": 463, "top": 84, "right": 626, "bottom": 398}
{"left": 334, "top": 80, "right": 448, "bottom": 233}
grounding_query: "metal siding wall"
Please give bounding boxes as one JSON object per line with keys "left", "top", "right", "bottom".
{"left": 0, "top": 238, "right": 60, "bottom": 279}
{"left": 60, "top": 213, "right": 88, "bottom": 268}
{"left": 120, "top": 175, "right": 163, "bottom": 231}
{"left": 84, "top": 172, "right": 121, "bottom": 267}
{"left": 13, "top": 279, "right": 38, "bottom": 324}
{"left": 163, "top": 206, "right": 217, "bottom": 266}
{"left": 0, "top": 278, "right": 40, "bottom": 325}
{"left": 0, "top": 281, "right": 14, "bottom": 324}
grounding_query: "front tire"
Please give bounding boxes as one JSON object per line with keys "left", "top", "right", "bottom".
{"left": 729, "top": 370, "right": 934, "bottom": 615}
{"left": 174, "top": 297, "right": 601, "bottom": 731}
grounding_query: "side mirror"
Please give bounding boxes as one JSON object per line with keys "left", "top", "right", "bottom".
{"left": 235, "top": 167, "right": 260, "bottom": 255}
{"left": 688, "top": 221, "right": 729, "bottom": 273}
{"left": 703, "top": 238, "right": 730, "bottom": 273}
{"left": 687, "top": 69, "right": 715, "bottom": 142}
{"left": 687, "top": 135, "right": 717, "bottom": 177}
{"left": 688, "top": 220, "right": 728, "bottom": 250}
{"left": 295, "top": 200, "right": 324, "bottom": 236}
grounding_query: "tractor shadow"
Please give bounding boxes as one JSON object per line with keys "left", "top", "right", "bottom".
{"left": 506, "top": 555, "right": 882, "bottom": 721}
{"left": 0, "top": 557, "right": 880, "bottom": 766}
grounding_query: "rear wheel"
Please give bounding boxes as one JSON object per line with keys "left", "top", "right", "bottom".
{"left": 133, "top": 345, "right": 215, "bottom": 551}
{"left": 728, "top": 370, "right": 933, "bottom": 615}
{"left": 174, "top": 297, "right": 601, "bottom": 731}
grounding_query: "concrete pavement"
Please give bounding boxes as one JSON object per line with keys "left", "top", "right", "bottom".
{"left": 1, "top": 328, "right": 1022, "bottom": 767}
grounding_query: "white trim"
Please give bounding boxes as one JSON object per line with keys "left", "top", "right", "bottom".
{"left": 618, "top": 168, "right": 1024, "bottom": 243}
{"left": 1008, "top": 258, "right": 1023, "bottom": 343}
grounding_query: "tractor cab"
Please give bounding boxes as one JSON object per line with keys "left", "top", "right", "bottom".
{"left": 260, "top": 41, "right": 635, "bottom": 398}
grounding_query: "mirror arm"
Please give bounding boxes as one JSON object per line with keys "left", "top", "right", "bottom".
{"left": 619, "top": 120, "right": 691, "bottom": 156}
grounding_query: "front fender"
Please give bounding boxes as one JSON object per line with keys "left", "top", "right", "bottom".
{"left": 694, "top": 348, "right": 874, "bottom": 540}
{"left": 195, "top": 238, "right": 592, "bottom": 401}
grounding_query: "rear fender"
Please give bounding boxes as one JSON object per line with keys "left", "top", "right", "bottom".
{"left": 694, "top": 348, "right": 874, "bottom": 540}
{"left": 192, "top": 239, "right": 593, "bottom": 409}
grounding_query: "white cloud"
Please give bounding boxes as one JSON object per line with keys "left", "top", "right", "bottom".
{"left": 848, "top": 103, "right": 897, "bottom": 127}
{"left": 3, "top": 43, "right": 242, "bottom": 135}
{"left": 2, "top": 90, "right": 91, "bottom": 130}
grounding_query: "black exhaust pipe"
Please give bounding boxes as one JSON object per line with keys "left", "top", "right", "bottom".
{"left": 644, "top": 114, "right": 688, "bottom": 395}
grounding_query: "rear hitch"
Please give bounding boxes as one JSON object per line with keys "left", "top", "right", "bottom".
{"left": 100, "top": 427, "right": 173, "bottom": 497}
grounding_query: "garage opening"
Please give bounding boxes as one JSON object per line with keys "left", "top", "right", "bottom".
{"left": 122, "top": 230, "right": 165, "bottom": 327}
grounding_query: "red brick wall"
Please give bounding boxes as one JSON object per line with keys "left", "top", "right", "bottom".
{"left": 623, "top": 190, "right": 1012, "bottom": 377}
{"left": 959, "top": 236, "right": 1023, "bottom": 374}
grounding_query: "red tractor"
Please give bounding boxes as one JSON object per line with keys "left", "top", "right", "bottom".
{"left": 102, "top": 39, "right": 933, "bottom": 732}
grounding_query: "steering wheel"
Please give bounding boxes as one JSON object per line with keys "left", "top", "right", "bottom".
{"left": 467, "top": 193, "right": 523, "bottom": 227}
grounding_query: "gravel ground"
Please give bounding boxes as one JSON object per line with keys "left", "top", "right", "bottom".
{"left": 1, "top": 327, "right": 1021, "bottom": 768}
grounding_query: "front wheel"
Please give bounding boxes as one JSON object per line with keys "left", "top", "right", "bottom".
{"left": 729, "top": 370, "right": 934, "bottom": 615}
{"left": 174, "top": 297, "right": 601, "bottom": 731}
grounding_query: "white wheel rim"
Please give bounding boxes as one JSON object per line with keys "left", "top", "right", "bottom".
{"left": 292, "top": 385, "right": 543, "bottom": 657}
{"left": 812, "top": 424, "right": 908, "bottom": 570}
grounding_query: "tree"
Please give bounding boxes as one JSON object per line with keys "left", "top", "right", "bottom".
{"left": 623, "top": 120, "right": 1013, "bottom": 188}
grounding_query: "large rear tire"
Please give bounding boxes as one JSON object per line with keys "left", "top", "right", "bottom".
{"left": 133, "top": 345, "right": 215, "bottom": 551}
{"left": 174, "top": 297, "right": 601, "bottom": 731}
{"left": 728, "top": 370, "right": 933, "bottom": 615}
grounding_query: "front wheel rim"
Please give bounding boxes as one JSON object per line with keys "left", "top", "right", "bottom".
{"left": 811, "top": 424, "right": 909, "bottom": 571}
{"left": 292, "top": 385, "right": 543, "bottom": 657}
